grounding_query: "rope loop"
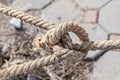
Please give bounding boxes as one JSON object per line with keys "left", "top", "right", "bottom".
{"left": 45, "top": 22, "right": 89, "bottom": 45}
{"left": 33, "top": 22, "right": 89, "bottom": 55}
{"left": 0, "top": 3, "right": 120, "bottom": 79}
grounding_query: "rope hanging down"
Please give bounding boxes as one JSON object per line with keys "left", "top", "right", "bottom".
{"left": 0, "top": 3, "right": 120, "bottom": 79}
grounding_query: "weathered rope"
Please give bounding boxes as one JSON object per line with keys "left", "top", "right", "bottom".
{"left": 0, "top": 46, "right": 84, "bottom": 79}
{"left": 0, "top": 3, "right": 120, "bottom": 79}
{"left": 1, "top": 3, "right": 119, "bottom": 51}
{"left": 0, "top": 3, "right": 82, "bottom": 50}
{"left": 0, "top": 3, "right": 55, "bottom": 30}
{"left": 73, "top": 40, "right": 120, "bottom": 51}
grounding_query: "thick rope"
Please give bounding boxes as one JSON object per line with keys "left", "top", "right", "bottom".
{"left": 0, "top": 3, "right": 79, "bottom": 51}
{"left": 0, "top": 46, "right": 84, "bottom": 79}
{"left": 73, "top": 40, "right": 120, "bottom": 51}
{"left": 0, "top": 3, "right": 55, "bottom": 30}
{"left": 0, "top": 3, "right": 120, "bottom": 79}
{"left": 0, "top": 3, "right": 119, "bottom": 51}
{"left": 0, "top": 40, "right": 120, "bottom": 79}
{"left": 45, "top": 22, "right": 89, "bottom": 45}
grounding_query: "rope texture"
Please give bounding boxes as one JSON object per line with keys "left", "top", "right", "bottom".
{"left": 0, "top": 3, "right": 120, "bottom": 79}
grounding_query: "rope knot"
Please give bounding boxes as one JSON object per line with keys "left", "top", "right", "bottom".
{"left": 33, "top": 22, "right": 89, "bottom": 54}
{"left": 0, "top": 3, "right": 120, "bottom": 79}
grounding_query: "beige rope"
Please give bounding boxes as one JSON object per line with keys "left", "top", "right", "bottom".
{"left": 0, "top": 3, "right": 119, "bottom": 51}
{"left": 0, "top": 3, "right": 55, "bottom": 30}
{"left": 0, "top": 46, "right": 84, "bottom": 79}
{"left": 45, "top": 22, "right": 89, "bottom": 45}
{"left": 0, "top": 3, "right": 120, "bottom": 79}
{"left": 0, "top": 3, "right": 79, "bottom": 51}
{"left": 73, "top": 40, "right": 120, "bottom": 51}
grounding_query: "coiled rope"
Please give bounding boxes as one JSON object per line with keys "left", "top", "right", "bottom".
{"left": 0, "top": 3, "right": 120, "bottom": 79}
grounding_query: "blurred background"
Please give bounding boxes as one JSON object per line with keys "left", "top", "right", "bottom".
{"left": 0, "top": 0, "right": 120, "bottom": 80}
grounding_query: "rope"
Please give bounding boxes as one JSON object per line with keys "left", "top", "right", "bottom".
{"left": 0, "top": 3, "right": 120, "bottom": 79}
{"left": 0, "top": 46, "right": 84, "bottom": 79}
{"left": 0, "top": 3, "right": 55, "bottom": 30}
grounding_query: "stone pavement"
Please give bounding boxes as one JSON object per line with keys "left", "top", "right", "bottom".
{"left": 93, "top": 51, "right": 120, "bottom": 80}
{"left": 6, "top": 0, "right": 120, "bottom": 80}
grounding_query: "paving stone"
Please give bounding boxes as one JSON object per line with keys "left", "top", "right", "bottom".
{"left": 42, "top": 0, "right": 81, "bottom": 24}
{"left": 109, "top": 34, "right": 120, "bottom": 40}
{"left": 84, "top": 10, "right": 98, "bottom": 23}
{"left": 72, "top": 9, "right": 85, "bottom": 23}
{"left": 75, "top": 0, "right": 110, "bottom": 9}
{"left": 11, "top": 0, "right": 53, "bottom": 10}
{"left": 93, "top": 51, "right": 120, "bottom": 80}
{"left": 99, "top": 0, "right": 120, "bottom": 33}
{"left": 69, "top": 32, "right": 80, "bottom": 43}
{"left": 81, "top": 23, "right": 107, "bottom": 41}
{"left": 11, "top": 0, "right": 31, "bottom": 11}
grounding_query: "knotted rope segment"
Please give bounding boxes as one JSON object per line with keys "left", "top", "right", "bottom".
{"left": 0, "top": 3, "right": 120, "bottom": 79}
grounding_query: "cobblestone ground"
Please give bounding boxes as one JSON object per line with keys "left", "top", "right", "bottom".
{"left": 1, "top": 0, "right": 120, "bottom": 80}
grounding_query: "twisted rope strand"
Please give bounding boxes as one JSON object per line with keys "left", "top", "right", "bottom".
{"left": 0, "top": 3, "right": 55, "bottom": 30}
{"left": 0, "top": 47, "right": 83, "bottom": 79}
{"left": 45, "top": 22, "right": 89, "bottom": 45}
{"left": 0, "top": 3, "right": 81, "bottom": 50}
{"left": 73, "top": 40, "right": 120, "bottom": 51}
{"left": 0, "top": 3, "right": 120, "bottom": 80}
